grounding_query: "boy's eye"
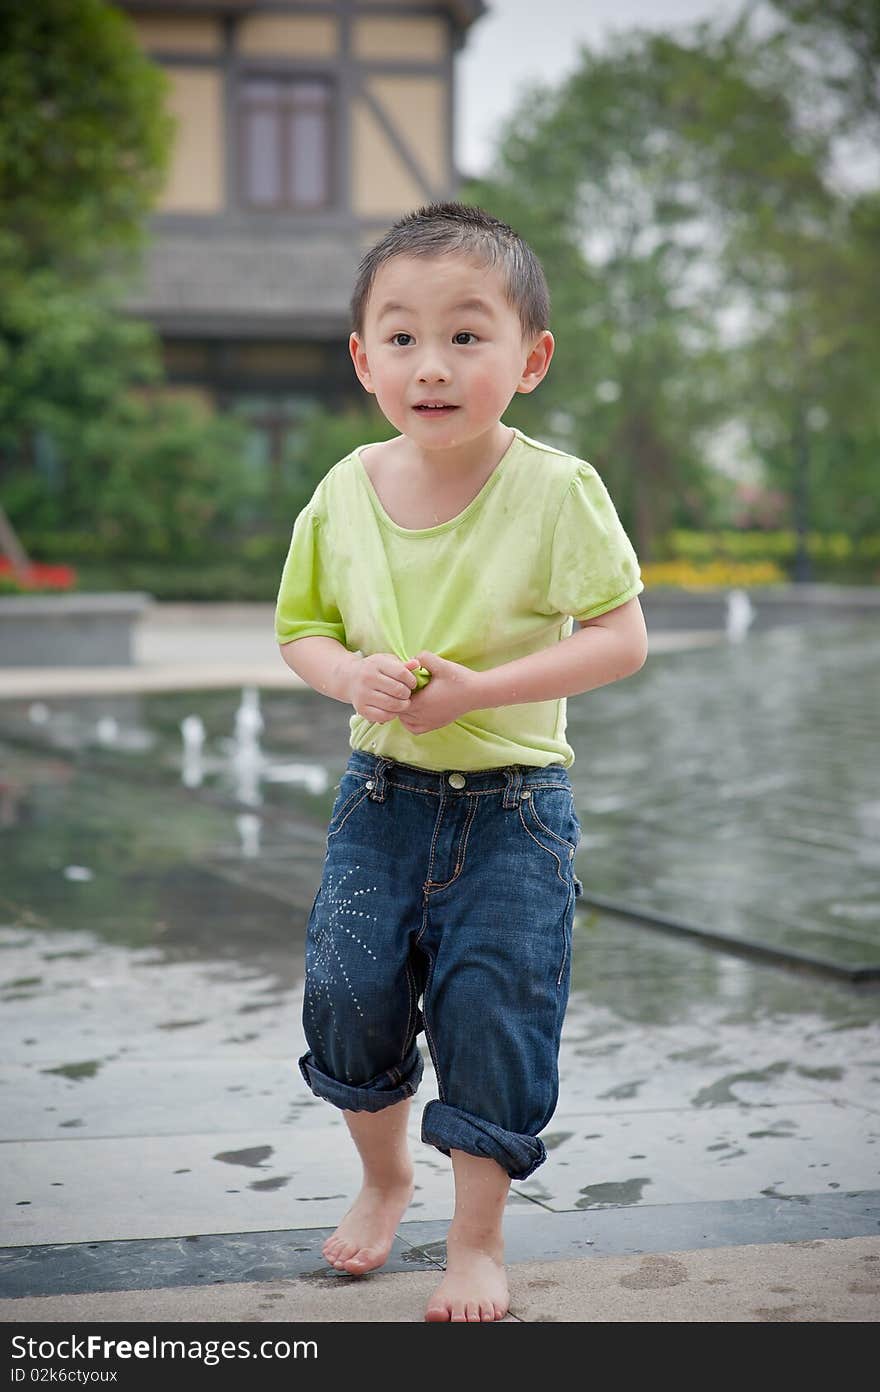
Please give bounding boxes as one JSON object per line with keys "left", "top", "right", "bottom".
{"left": 390, "top": 332, "right": 477, "bottom": 346}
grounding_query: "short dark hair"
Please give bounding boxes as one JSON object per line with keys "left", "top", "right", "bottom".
{"left": 350, "top": 200, "right": 550, "bottom": 344}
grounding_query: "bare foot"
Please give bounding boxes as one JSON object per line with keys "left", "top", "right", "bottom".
{"left": 424, "top": 1230, "right": 510, "bottom": 1321}
{"left": 322, "top": 1173, "right": 415, "bottom": 1275}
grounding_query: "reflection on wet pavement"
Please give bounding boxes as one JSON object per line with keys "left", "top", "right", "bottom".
{"left": 566, "top": 620, "right": 880, "bottom": 971}
{"left": 3, "top": 618, "right": 878, "bottom": 970}
{"left": 1, "top": 617, "right": 879, "bottom": 1248}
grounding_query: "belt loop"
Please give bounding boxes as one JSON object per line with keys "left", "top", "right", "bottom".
{"left": 369, "top": 756, "right": 391, "bottom": 801}
{"left": 502, "top": 764, "right": 523, "bottom": 809}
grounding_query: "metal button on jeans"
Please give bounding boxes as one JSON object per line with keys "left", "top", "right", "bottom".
{"left": 447, "top": 772, "right": 466, "bottom": 789}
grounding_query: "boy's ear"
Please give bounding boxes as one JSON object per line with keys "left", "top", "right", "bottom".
{"left": 349, "top": 332, "right": 376, "bottom": 395}
{"left": 515, "top": 330, "right": 555, "bottom": 395}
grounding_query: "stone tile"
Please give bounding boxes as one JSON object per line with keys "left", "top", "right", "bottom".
{"left": 2, "top": 1237, "right": 878, "bottom": 1324}
{"left": 1, "top": 1120, "right": 457, "bottom": 1247}
{"left": 503, "top": 1235, "right": 880, "bottom": 1323}
{"left": 513, "top": 1100, "right": 880, "bottom": 1211}
{"left": 0, "top": 1227, "right": 443, "bottom": 1301}
{"left": 402, "top": 1189, "right": 880, "bottom": 1264}
{"left": 557, "top": 1004, "right": 880, "bottom": 1115}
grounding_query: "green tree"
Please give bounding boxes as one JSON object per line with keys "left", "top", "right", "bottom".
{"left": 731, "top": 3, "right": 880, "bottom": 557}
{"left": 461, "top": 12, "right": 878, "bottom": 563}
{"left": 0, "top": 1, "right": 266, "bottom": 586}
{"left": 0, "top": 0, "right": 171, "bottom": 278}
{"left": 0, "top": 0, "right": 173, "bottom": 563}
{"left": 764, "top": 0, "right": 880, "bottom": 134}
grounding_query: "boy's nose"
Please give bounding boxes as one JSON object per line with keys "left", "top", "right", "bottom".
{"left": 417, "top": 357, "right": 450, "bottom": 383}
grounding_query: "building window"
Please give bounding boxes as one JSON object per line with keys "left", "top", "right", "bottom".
{"left": 239, "top": 76, "right": 332, "bottom": 210}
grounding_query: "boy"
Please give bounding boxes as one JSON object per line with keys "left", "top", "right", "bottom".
{"left": 275, "top": 201, "right": 647, "bottom": 1321}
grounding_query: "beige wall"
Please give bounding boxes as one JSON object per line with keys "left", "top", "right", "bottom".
{"left": 353, "top": 0, "right": 434, "bottom": 7}
{"left": 130, "top": 383, "right": 214, "bottom": 414}
{"left": 353, "top": 16, "right": 446, "bottom": 62}
{"left": 351, "top": 96, "right": 427, "bottom": 217}
{"left": 131, "top": 14, "right": 222, "bottom": 54}
{"left": 368, "top": 76, "right": 447, "bottom": 188}
{"left": 238, "top": 14, "right": 337, "bottom": 58}
{"left": 157, "top": 69, "right": 224, "bottom": 214}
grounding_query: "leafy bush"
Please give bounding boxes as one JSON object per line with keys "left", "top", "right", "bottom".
{"left": 660, "top": 529, "right": 880, "bottom": 582}
{"left": 641, "top": 560, "right": 786, "bottom": 589}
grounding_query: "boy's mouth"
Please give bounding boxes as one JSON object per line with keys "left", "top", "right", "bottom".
{"left": 413, "top": 402, "right": 459, "bottom": 415}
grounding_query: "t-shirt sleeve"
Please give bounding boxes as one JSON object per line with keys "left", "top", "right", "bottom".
{"left": 274, "top": 501, "right": 347, "bottom": 646}
{"left": 544, "top": 462, "right": 644, "bottom": 621}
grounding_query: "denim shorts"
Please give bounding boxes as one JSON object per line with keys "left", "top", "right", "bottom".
{"left": 298, "top": 749, "right": 583, "bottom": 1181}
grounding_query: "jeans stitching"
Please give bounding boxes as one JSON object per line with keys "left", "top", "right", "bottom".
{"left": 383, "top": 780, "right": 567, "bottom": 797}
{"left": 557, "top": 879, "right": 574, "bottom": 988}
{"left": 527, "top": 793, "right": 579, "bottom": 854}
{"left": 418, "top": 945, "right": 446, "bottom": 1105}
{"left": 327, "top": 788, "right": 370, "bottom": 838}
{"left": 517, "top": 801, "right": 569, "bottom": 884}
{"left": 424, "top": 794, "right": 479, "bottom": 893}
{"left": 403, "top": 958, "right": 417, "bottom": 1061}
{"left": 347, "top": 755, "right": 570, "bottom": 798}
{"left": 420, "top": 793, "right": 445, "bottom": 902}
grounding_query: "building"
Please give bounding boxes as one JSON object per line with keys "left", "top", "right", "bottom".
{"left": 118, "top": 0, "right": 486, "bottom": 490}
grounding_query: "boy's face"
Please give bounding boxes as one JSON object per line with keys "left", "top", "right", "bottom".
{"left": 349, "top": 253, "right": 553, "bottom": 451}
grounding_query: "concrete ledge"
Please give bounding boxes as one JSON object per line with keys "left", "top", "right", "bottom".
{"left": 3, "top": 1190, "right": 876, "bottom": 1299}
{"left": 0, "top": 593, "right": 154, "bottom": 668}
{"left": 1, "top": 1236, "right": 877, "bottom": 1323}
{"left": 0, "top": 663, "right": 300, "bottom": 698}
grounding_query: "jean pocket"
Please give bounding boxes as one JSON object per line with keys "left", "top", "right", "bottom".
{"left": 327, "top": 772, "right": 370, "bottom": 837}
{"left": 518, "top": 785, "right": 580, "bottom": 883}
{"left": 526, "top": 786, "right": 580, "bottom": 851}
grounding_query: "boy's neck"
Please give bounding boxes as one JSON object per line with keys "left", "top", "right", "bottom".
{"left": 394, "top": 421, "right": 516, "bottom": 479}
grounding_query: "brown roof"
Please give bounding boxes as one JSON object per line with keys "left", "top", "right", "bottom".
{"left": 115, "top": 1, "right": 488, "bottom": 33}
{"left": 125, "top": 228, "right": 360, "bottom": 338}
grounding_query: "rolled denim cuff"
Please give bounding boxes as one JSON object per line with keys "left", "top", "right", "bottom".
{"left": 421, "top": 1099, "right": 547, "bottom": 1181}
{"left": 298, "top": 1042, "right": 423, "bottom": 1113}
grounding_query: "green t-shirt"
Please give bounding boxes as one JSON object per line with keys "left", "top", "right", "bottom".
{"left": 275, "top": 424, "right": 643, "bottom": 770}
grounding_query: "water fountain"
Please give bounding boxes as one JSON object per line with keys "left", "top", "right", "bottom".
{"left": 179, "top": 688, "right": 329, "bottom": 804}
{"left": 236, "top": 811, "right": 261, "bottom": 859}
{"left": 95, "top": 716, "right": 119, "bottom": 745}
{"left": 180, "top": 713, "right": 206, "bottom": 788}
{"left": 229, "top": 687, "right": 264, "bottom": 806}
{"left": 725, "top": 588, "right": 755, "bottom": 643}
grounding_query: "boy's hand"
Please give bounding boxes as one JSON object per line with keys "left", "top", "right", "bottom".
{"left": 349, "top": 653, "right": 420, "bottom": 724}
{"left": 397, "top": 650, "right": 477, "bottom": 736}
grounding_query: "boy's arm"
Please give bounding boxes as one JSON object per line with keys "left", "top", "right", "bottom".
{"left": 468, "top": 596, "right": 648, "bottom": 708}
{"left": 279, "top": 635, "right": 361, "bottom": 704}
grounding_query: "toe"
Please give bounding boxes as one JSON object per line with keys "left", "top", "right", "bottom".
{"left": 493, "top": 1303, "right": 507, "bottom": 1321}
{"left": 345, "top": 1244, "right": 384, "bottom": 1273}
{"left": 346, "top": 1247, "right": 370, "bottom": 1268}
{"left": 465, "top": 1302, "right": 480, "bottom": 1322}
{"left": 425, "top": 1304, "right": 451, "bottom": 1322}
{"left": 479, "top": 1301, "right": 495, "bottom": 1321}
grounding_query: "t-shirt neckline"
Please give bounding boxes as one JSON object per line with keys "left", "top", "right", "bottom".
{"left": 353, "top": 425, "right": 525, "bottom": 538}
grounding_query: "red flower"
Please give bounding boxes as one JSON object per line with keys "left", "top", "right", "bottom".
{"left": 0, "top": 559, "right": 78, "bottom": 592}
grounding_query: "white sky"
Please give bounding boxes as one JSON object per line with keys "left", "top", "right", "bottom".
{"left": 455, "top": 0, "right": 747, "bottom": 177}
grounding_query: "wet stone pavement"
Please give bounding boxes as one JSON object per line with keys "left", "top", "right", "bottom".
{"left": 0, "top": 616, "right": 879, "bottom": 1298}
